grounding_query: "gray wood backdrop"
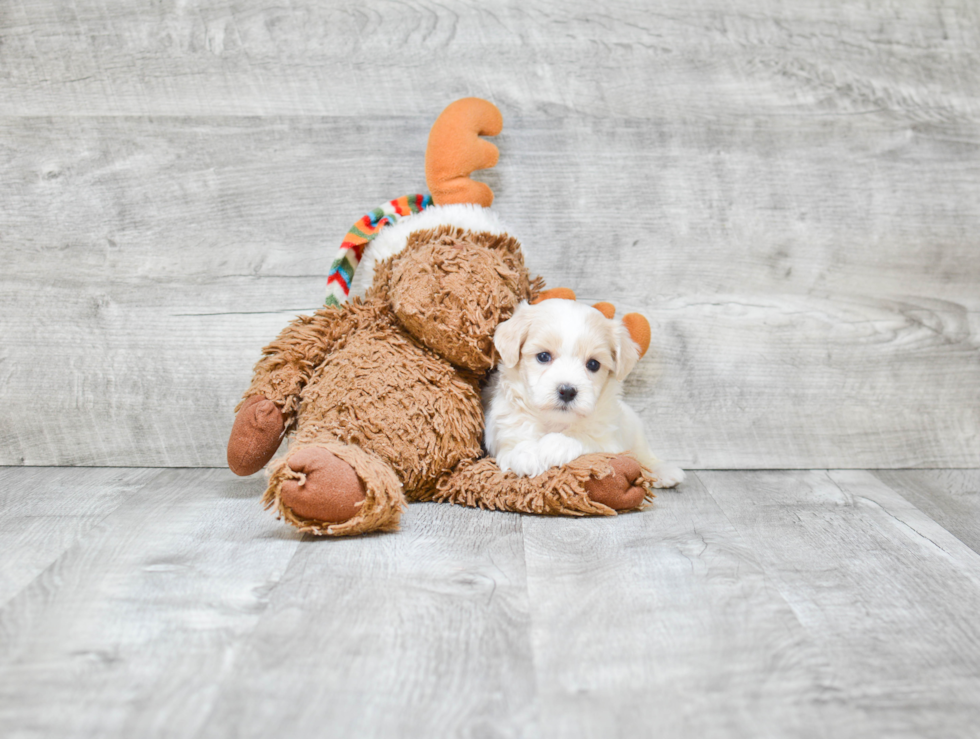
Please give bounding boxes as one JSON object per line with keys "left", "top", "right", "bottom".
{"left": 1, "top": 0, "right": 978, "bottom": 468}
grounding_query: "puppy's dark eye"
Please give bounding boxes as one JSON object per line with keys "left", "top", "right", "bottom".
{"left": 586, "top": 359, "right": 601, "bottom": 373}
{"left": 536, "top": 352, "right": 552, "bottom": 364}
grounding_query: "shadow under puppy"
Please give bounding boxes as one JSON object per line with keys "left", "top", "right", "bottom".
{"left": 484, "top": 298, "right": 685, "bottom": 487}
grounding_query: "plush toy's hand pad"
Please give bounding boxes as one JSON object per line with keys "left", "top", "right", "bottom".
{"left": 227, "top": 395, "right": 285, "bottom": 476}
{"left": 583, "top": 456, "right": 649, "bottom": 510}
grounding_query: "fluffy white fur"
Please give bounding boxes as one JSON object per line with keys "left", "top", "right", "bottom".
{"left": 484, "top": 300, "right": 685, "bottom": 487}
{"left": 349, "top": 204, "right": 512, "bottom": 298}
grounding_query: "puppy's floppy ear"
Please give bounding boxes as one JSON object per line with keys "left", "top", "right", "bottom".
{"left": 494, "top": 301, "right": 533, "bottom": 368}
{"left": 612, "top": 320, "right": 642, "bottom": 381}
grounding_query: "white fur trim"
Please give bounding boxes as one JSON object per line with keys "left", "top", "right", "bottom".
{"left": 349, "top": 203, "right": 513, "bottom": 298}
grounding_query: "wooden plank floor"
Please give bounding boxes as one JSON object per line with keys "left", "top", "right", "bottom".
{"left": 2, "top": 467, "right": 979, "bottom": 738}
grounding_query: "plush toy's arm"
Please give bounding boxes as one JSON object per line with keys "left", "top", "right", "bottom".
{"left": 239, "top": 306, "right": 359, "bottom": 418}
{"left": 228, "top": 306, "right": 360, "bottom": 476}
{"left": 433, "top": 454, "right": 656, "bottom": 516}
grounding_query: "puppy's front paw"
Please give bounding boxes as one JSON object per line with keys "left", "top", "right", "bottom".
{"left": 498, "top": 442, "right": 549, "bottom": 477}
{"left": 497, "top": 435, "right": 586, "bottom": 477}
{"left": 649, "top": 463, "right": 685, "bottom": 488}
{"left": 537, "top": 433, "right": 586, "bottom": 470}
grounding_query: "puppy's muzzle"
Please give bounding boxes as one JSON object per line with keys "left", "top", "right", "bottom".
{"left": 557, "top": 384, "right": 578, "bottom": 404}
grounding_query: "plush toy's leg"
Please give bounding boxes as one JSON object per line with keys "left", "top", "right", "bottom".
{"left": 436, "top": 453, "right": 655, "bottom": 516}
{"left": 263, "top": 441, "right": 405, "bottom": 536}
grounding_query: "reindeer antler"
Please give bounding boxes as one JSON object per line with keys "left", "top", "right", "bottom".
{"left": 532, "top": 288, "right": 577, "bottom": 304}
{"left": 425, "top": 98, "right": 503, "bottom": 208}
{"left": 622, "top": 313, "right": 651, "bottom": 358}
{"left": 592, "top": 302, "right": 652, "bottom": 358}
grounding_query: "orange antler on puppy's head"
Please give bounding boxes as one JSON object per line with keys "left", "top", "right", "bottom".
{"left": 622, "top": 313, "right": 651, "bottom": 359}
{"left": 425, "top": 98, "right": 503, "bottom": 208}
{"left": 531, "top": 287, "right": 576, "bottom": 304}
{"left": 591, "top": 302, "right": 651, "bottom": 358}
{"left": 592, "top": 302, "right": 616, "bottom": 319}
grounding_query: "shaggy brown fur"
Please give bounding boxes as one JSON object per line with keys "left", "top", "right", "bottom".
{"left": 229, "top": 224, "right": 654, "bottom": 536}
{"left": 435, "top": 455, "right": 656, "bottom": 515}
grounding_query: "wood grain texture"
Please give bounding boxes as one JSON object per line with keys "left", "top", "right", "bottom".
{"left": 0, "top": 467, "right": 156, "bottom": 607}
{"left": 698, "top": 470, "right": 980, "bottom": 739}
{"left": 520, "top": 474, "right": 861, "bottom": 738}
{"left": 2, "top": 1, "right": 978, "bottom": 118}
{"left": 4, "top": 467, "right": 980, "bottom": 737}
{"left": 2, "top": 1, "right": 980, "bottom": 467}
{"left": 874, "top": 469, "right": 980, "bottom": 555}
{"left": 195, "top": 502, "right": 537, "bottom": 739}
{"left": 0, "top": 468, "right": 301, "bottom": 739}
{"left": 1, "top": 111, "right": 978, "bottom": 466}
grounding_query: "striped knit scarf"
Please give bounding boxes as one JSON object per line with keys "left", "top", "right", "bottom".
{"left": 324, "top": 193, "right": 433, "bottom": 306}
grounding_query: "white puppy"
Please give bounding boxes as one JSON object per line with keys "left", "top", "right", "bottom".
{"left": 484, "top": 299, "right": 684, "bottom": 487}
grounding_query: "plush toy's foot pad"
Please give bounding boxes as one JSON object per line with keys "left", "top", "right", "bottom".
{"left": 228, "top": 395, "right": 285, "bottom": 476}
{"left": 279, "top": 447, "right": 366, "bottom": 524}
{"left": 583, "top": 456, "right": 647, "bottom": 510}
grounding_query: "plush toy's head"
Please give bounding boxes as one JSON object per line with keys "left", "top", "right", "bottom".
{"left": 369, "top": 224, "right": 532, "bottom": 371}
{"left": 329, "top": 98, "right": 549, "bottom": 371}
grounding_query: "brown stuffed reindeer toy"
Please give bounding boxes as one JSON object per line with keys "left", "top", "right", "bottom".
{"left": 226, "top": 98, "right": 656, "bottom": 536}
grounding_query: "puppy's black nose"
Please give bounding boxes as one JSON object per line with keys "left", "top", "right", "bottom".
{"left": 558, "top": 384, "right": 578, "bottom": 403}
